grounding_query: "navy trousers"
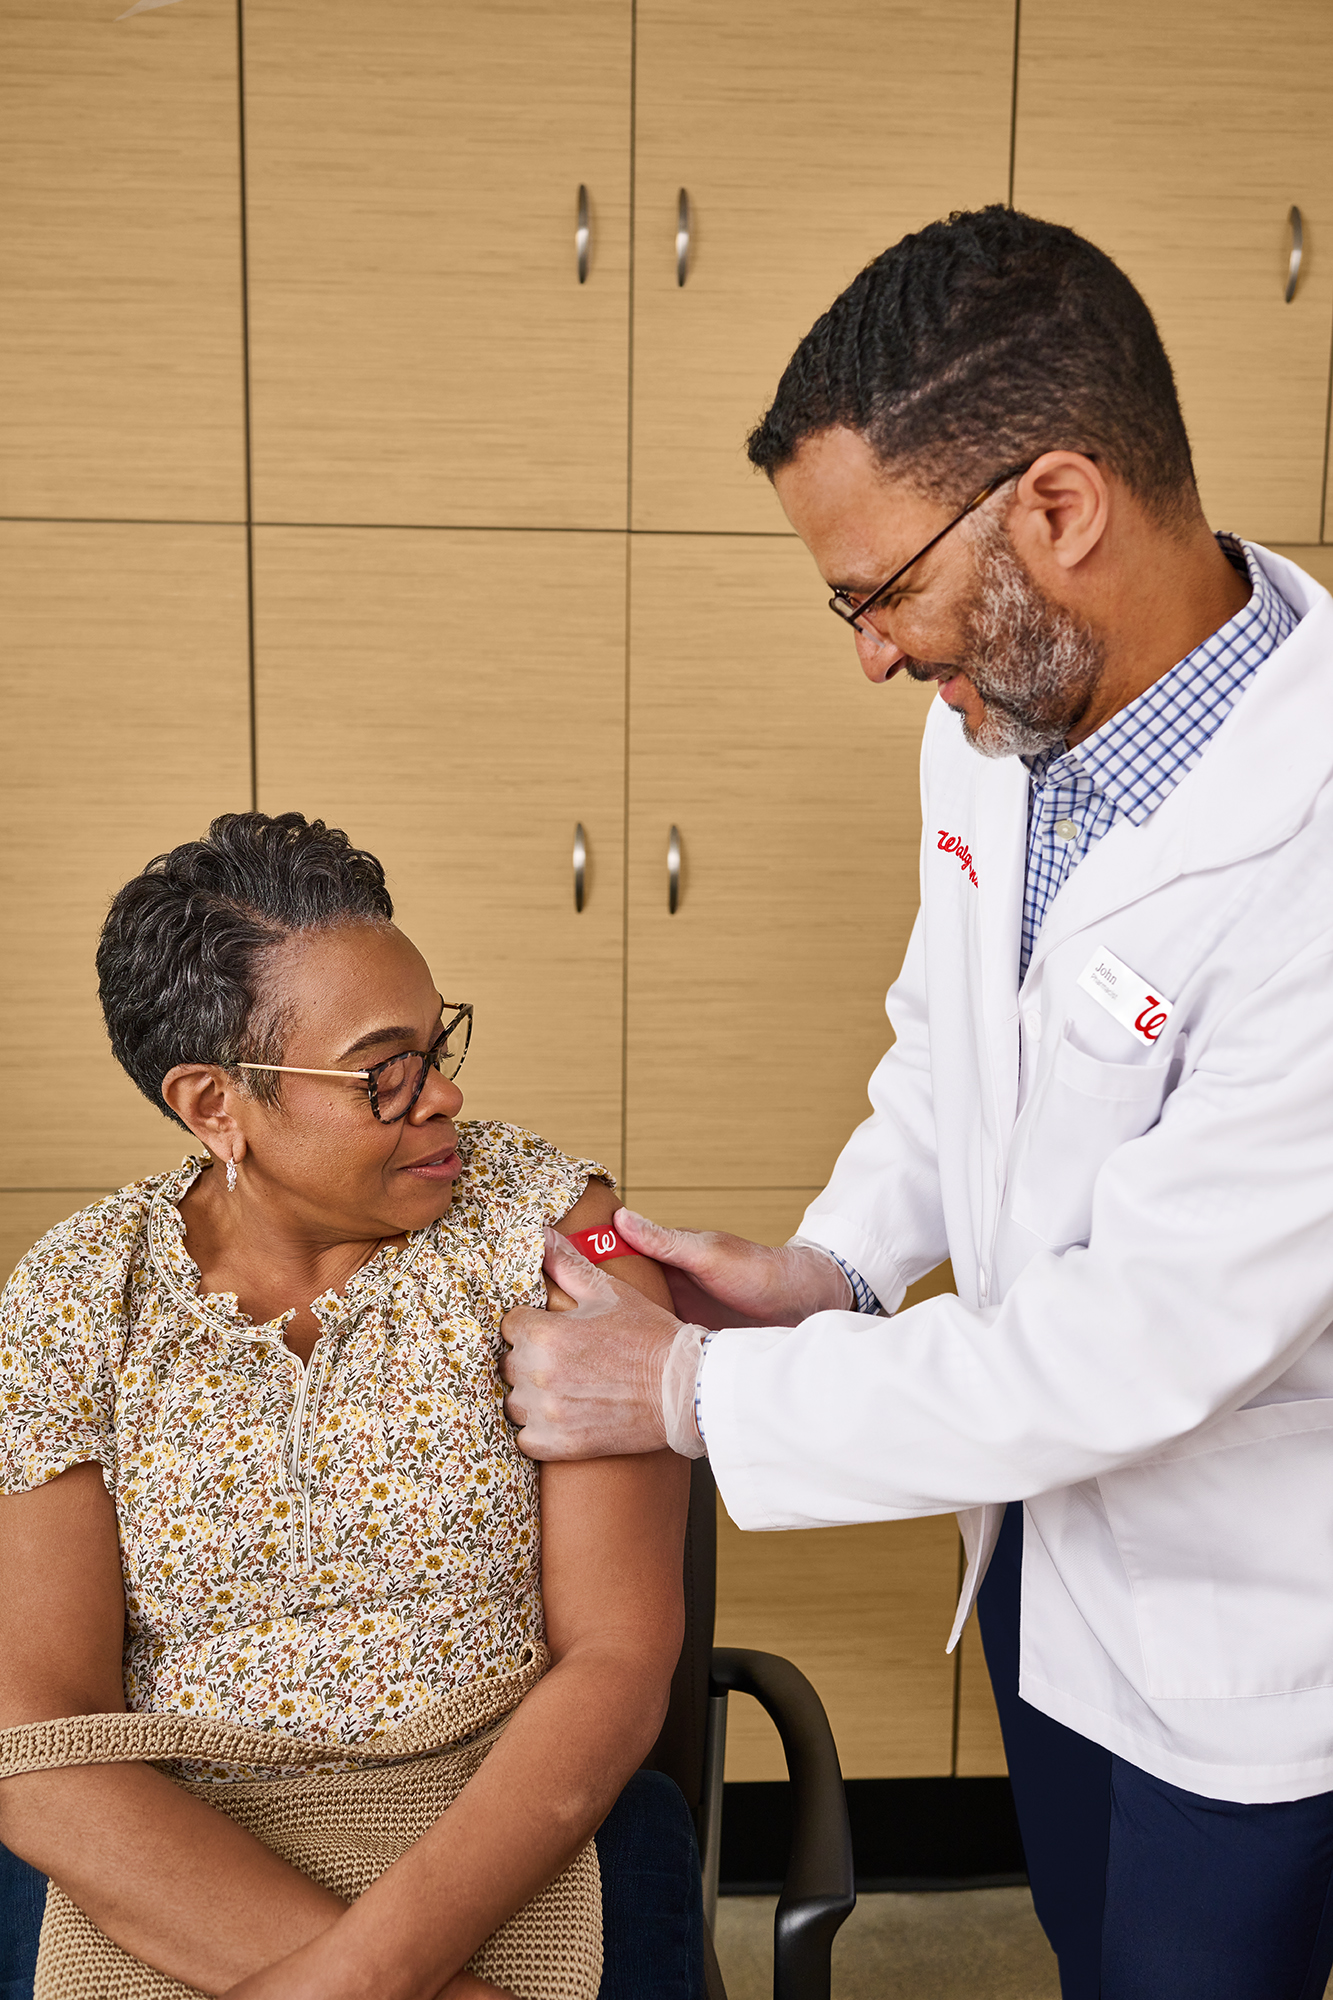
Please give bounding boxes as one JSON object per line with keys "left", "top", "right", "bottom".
{"left": 0, "top": 1768, "right": 704, "bottom": 2000}
{"left": 978, "top": 1500, "right": 1333, "bottom": 2000}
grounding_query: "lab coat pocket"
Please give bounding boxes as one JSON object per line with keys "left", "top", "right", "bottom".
{"left": 1098, "top": 1400, "right": 1333, "bottom": 1699}
{"left": 1008, "top": 1027, "right": 1177, "bottom": 1251}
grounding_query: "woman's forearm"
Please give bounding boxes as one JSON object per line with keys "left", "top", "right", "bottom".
{"left": 227, "top": 1635, "right": 672, "bottom": 2000}
{"left": 0, "top": 1760, "right": 344, "bottom": 1994}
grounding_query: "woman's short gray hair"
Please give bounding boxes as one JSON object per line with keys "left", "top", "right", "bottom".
{"left": 97, "top": 811, "right": 394, "bottom": 1130}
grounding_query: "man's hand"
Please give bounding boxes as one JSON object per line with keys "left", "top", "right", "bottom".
{"left": 501, "top": 1230, "right": 685, "bottom": 1460}
{"left": 608, "top": 1209, "right": 852, "bottom": 1328}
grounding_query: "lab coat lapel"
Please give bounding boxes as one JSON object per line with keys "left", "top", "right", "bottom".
{"left": 973, "top": 753, "right": 1027, "bottom": 1150}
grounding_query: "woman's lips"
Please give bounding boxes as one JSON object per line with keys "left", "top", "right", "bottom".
{"left": 403, "top": 1148, "right": 462, "bottom": 1182}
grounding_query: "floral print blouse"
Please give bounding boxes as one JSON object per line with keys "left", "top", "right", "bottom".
{"left": 0, "top": 1122, "right": 606, "bottom": 1777}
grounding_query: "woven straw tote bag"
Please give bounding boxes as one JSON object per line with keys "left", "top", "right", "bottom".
{"left": 0, "top": 1647, "right": 601, "bottom": 2000}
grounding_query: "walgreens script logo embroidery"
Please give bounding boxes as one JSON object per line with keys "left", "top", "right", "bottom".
{"left": 937, "top": 829, "right": 979, "bottom": 886}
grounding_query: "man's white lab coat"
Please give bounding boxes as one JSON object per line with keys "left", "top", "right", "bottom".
{"left": 699, "top": 547, "right": 1333, "bottom": 1803}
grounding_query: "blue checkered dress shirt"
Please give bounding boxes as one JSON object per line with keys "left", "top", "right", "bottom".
{"left": 1019, "top": 536, "right": 1295, "bottom": 981}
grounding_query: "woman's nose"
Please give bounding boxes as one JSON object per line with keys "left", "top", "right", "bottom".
{"left": 416, "top": 1069, "right": 464, "bottom": 1120}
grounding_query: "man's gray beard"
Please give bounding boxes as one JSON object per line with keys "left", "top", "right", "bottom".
{"left": 906, "top": 519, "right": 1105, "bottom": 759}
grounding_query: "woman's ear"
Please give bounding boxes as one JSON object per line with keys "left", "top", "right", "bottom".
{"left": 1011, "top": 451, "right": 1110, "bottom": 574}
{"left": 160, "top": 1065, "right": 247, "bottom": 1162}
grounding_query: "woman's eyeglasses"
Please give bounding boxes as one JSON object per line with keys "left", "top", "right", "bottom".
{"left": 237, "top": 1003, "right": 473, "bottom": 1123}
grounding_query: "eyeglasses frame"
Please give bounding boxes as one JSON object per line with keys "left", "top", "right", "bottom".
{"left": 236, "top": 1002, "right": 473, "bottom": 1122}
{"left": 828, "top": 461, "right": 1037, "bottom": 638}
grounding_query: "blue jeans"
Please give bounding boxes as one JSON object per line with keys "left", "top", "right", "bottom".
{"left": 978, "top": 1500, "right": 1333, "bottom": 2000}
{"left": 0, "top": 1769, "right": 704, "bottom": 2000}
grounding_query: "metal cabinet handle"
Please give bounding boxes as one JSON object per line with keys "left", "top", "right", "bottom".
{"left": 576, "top": 185, "right": 590, "bottom": 285}
{"left": 676, "top": 188, "right": 691, "bottom": 287}
{"left": 573, "top": 823, "right": 587, "bottom": 912}
{"left": 1285, "top": 205, "right": 1303, "bottom": 303}
{"left": 667, "top": 825, "right": 681, "bottom": 913}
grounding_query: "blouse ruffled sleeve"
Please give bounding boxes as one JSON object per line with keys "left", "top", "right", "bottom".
{"left": 0, "top": 1203, "right": 124, "bottom": 1495}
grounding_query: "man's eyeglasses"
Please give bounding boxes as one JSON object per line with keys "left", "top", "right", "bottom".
{"left": 237, "top": 1003, "right": 473, "bottom": 1123}
{"left": 828, "top": 462, "right": 1035, "bottom": 639}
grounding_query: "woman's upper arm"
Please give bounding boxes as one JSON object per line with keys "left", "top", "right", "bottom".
{"left": 553, "top": 1178, "right": 674, "bottom": 1310}
{"left": 0, "top": 1463, "right": 127, "bottom": 1724}
{"left": 539, "top": 1450, "right": 690, "bottom": 1675}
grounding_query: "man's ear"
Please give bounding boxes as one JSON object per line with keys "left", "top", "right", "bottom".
{"left": 160, "top": 1064, "right": 247, "bottom": 1162}
{"left": 1011, "top": 451, "right": 1110, "bottom": 574}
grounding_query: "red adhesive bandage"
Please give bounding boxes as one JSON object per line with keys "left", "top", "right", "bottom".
{"left": 567, "top": 1226, "right": 635, "bottom": 1264}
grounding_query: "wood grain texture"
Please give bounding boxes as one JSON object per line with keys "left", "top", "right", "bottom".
{"left": 244, "top": 0, "right": 632, "bottom": 529}
{"left": 630, "top": 0, "right": 1014, "bottom": 533}
{"left": 1014, "top": 0, "right": 1333, "bottom": 545}
{"left": 0, "top": 523, "right": 251, "bottom": 1187}
{"left": 955, "top": 1615, "right": 1008, "bottom": 1777}
{"left": 0, "top": 0, "right": 246, "bottom": 520}
{"left": 253, "top": 528, "right": 627, "bottom": 1177}
{"left": 0, "top": 1191, "right": 110, "bottom": 1290}
{"left": 625, "top": 534, "right": 935, "bottom": 1188}
{"left": 716, "top": 1505, "right": 960, "bottom": 1781}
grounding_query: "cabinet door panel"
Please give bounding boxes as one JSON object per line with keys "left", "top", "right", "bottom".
{"left": 626, "top": 536, "right": 933, "bottom": 1188}
{"left": 1014, "top": 0, "right": 1333, "bottom": 544}
{"left": 0, "top": 524, "right": 251, "bottom": 1188}
{"left": 631, "top": 0, "right": 1014, "bottom": 533}
{"left": 245, "top": 0, "right": 632, "bottom": 530}
{"left": 254, "top": 530, "right": 626, "bottom": 1175}
{"left": 0, "top": 0, "right": 245, "bottom": 520}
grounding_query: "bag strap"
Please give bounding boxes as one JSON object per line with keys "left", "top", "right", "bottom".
{"left": 0, "top": 1645, "right": 545, "bottom": 1780}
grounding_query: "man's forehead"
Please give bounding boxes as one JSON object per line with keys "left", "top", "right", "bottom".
{"left": 772, "top": 428, "right": 945, "bottom": 580}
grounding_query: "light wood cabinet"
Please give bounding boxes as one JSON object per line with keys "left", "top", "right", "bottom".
{"left": 0, "top": 0, "right": 246, "bottom": 521}
{"left": 244, "top": 0, "right": 633, "bottom": 531}
{"left": 624, "top": 534, "right": 933, "bottom": 1189}
{"left": 252, "top": 528, "right": 628, "bottom": 1177}
{"left": 1013, "top": 0, "right": 1333, "bottom": 546}
{"left": 629, "top": 0, "right": 1016, "bottom": 534}
{"left": 0, "top": 523, "right": 252, "bottom": 1189}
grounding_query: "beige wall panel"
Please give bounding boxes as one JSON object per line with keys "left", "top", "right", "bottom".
{"left": 0, "top": 0, "right": 245, "bottom": 520}
{"left": 626, "top": 535, "right": 934, "bottom": 1188}
{"left": 1013, "top": 1, "right": 1333, "bottom": 545}
{"left": 245, "top": 0, "right": 631, "bottom": 530}
{"left": 0, "top": 1192, "right": 110, "bottom": 1291}
{"left": 716, "top": 1506, "right": 959, "bottom": 1781}
{"left": 631, "top": 0, "right": 1014, "bottom": 533}
{"left": 1271, "top": 546, "right": 1333, "bottom": 593}
{"left": 955, "top": 1615, "right": 1008, "bottom": 1777}
{"left": 621, "top": 1189, "right": 820, "bottom": 1244}
{"left": 0, "top": 524, "right": 251, "bottom": 1187}
{"left": 254, "top": 529, "right": 627, "bottom": 1175}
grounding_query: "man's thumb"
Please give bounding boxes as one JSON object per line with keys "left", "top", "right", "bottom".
{"left": 544, "top": 1225, "right": 618, "bottom": 1302}
{"left": 613, "top": 1207, "right": 700, "bottom": 1269}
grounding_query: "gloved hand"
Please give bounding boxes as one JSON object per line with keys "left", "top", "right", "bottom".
{"left": 501, "top": 1228, "right": 707, "bottom": 1460}
{"left": 608, "top": 1209, "right": 853, "bottom": 1329}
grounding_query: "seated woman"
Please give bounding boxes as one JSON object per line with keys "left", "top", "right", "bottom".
{"left": 0, "top": 811, "right": 702, "bottom": 2000}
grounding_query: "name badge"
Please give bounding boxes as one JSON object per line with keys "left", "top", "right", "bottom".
{"left": 1076, "top": 945, "right": 1174, "bottom": 1045}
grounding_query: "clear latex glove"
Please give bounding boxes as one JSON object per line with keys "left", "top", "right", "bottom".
{"left": 501, "top": 1227, "right": 700, "bottom": 1460}
{"left": 608, "top": 1208, "right": 853, "bottom": 1329}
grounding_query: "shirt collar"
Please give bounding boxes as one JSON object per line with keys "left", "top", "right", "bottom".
{"left": 1023, "top": 535, "right": 1296, "bottom": 823}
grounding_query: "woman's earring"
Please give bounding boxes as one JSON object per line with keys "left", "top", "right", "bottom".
{"left": 226, "top": 1157, "right": 238, "bottom": 1193}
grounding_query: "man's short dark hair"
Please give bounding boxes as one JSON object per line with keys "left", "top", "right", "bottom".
{"left": 98, "top": 811, "right": 394, "bottom": 1129}
{"left": 747, "top": 206, "right": 1197, "bottom": 524}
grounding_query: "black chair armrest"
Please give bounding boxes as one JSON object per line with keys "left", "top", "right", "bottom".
{"left": 710, "top": 1647, "right": 856, "bottom": 2000}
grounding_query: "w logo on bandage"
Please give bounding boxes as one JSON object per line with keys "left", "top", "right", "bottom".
{"left": 568, "top": 1226, "right": 632, "bottom": 1264}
